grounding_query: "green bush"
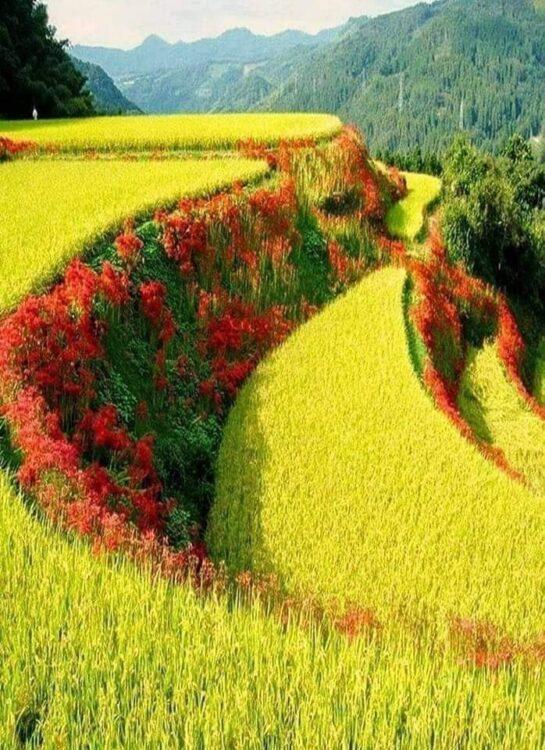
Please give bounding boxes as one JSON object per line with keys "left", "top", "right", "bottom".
{"left": 442, "top": 134, "right": 545, "bottom": 305}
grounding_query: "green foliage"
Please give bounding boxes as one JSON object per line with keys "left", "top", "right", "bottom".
{"left": 442, "top": 134, "right": 545, "bottom": 303}
{"left": 376, "top": 146, "right": 443, "bottom": 176}
{"left": 0, "top": 0, "right": 93, "bottom": 118}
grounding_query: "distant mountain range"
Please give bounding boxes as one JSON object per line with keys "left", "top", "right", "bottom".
{"left": 71, "top": 25, "right": 348, "bottom": 78}
{"left": 71, "top": 0, "right": 545, "bottom": 152}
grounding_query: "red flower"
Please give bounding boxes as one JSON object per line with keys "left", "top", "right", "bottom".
{"left": 115, "top": 220, "right": 143, "bottom": 265}
{"left": 140, "top": 281, "right": 167, "bottom": 324}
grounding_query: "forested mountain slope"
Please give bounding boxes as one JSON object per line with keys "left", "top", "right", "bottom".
{"left": 72, "top": 59, "right": 141, "bottom": 114}
{"left": 261, "top": 0, "right": 545, "bottom": 152}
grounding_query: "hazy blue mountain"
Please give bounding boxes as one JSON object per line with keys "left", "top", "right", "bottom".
{"left": 71, "top": 24, "right": 348, "bottom": 78}
{"left": 71, "top": 1, "right": 545, "bottom": 153}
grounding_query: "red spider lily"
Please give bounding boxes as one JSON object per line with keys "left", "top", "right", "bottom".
{"left": 78, "top": 405, "right": 132, "bottom": 453}
{"left": 99, "top": 262, "right": 130, "bottom": 307}
{"left": 0, "top": 137, "right": 38, "bottom": 160}
{"left": 449, "top": 616, "right": 516, "bottom": 671}
{"left": 334, "top": 607, "right": 381, "bottom": 640}
{"left": 115, "top": 220, "right": 143, "bottom": 266}
{"left": 160, "top": 211, "right": 209, "bottom": 277}
{"left": 140, "top": 281, "right": 167, "bottom": 324}
{"left": 0, "top": 123, "right": 407, "bottom": 605}
{"left": 237, "top": 138, "right": 278, "bottom": 170}
{"left": 387, "top": 166, "right": 408, "bottom": 202}
{"left": 327, "top": 240, "right": 366, "bottom": 288}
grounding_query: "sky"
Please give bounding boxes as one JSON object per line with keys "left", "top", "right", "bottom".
{"left": 46, "top": 0, "right": 425, "bottom": 49}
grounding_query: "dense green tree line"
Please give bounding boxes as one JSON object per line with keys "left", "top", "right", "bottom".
{"left": 0, "top": 0, "right": 93, "bottom": 118}
{"left": 442, "top": 133, "right": 545, "bottom": 307}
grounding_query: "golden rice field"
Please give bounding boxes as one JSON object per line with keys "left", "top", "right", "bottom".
{"left": 459, "top": 343, "right": 545, "bottom": 494}
{"left": 385, "top": 172, "right": 441, "bottom": 240}
{"left": 210, "top": 268, "right": 545, "bottom": 639}
{"left": 5, "top": 470, "right": 545, "bottom": 749}
{"left": 3, "top": 113, "right": 545, "bottom": 747}
{"left": 0, "top": 113, "right": 342, "bottom": 152}
{"left": 0, "top": 157, "right": 267, "bottom": 311}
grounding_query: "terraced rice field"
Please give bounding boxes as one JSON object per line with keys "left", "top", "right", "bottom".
{"left": 0, "top": 113, "right": 342, "bottom": 152}
{"left": 459, "top": 343, "right": 545, "bottom": 494}
{"left": 3, "top": 113, "right": 545, "bottom": 747}
{"left": 0, "top": 157, "right": 267, "bottom": 310}
{"left": 210, "top": 268, "right": 545, "bottom": 638}
{"left": 385, "top": 172, "right": 441, "bottom": 240}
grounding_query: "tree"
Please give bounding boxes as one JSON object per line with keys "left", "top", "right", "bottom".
{"left": 0, "top": 0, "right": 94, "bottom": 118}
{"left": 442, "top": 134, "right": 545, "bottom": 306}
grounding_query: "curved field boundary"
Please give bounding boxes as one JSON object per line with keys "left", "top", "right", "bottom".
{"left": 0, "top": 157, "right": 268, "bottom": 311}
{"left": 386, "top": 172, "right": 441, "bottom": 241}
{"left": 0, "top": 113, "right": 342, "bottom": 153}
{"left": 3, "top": 120, "right": 545, "bottom": 743}
{"left": 209, "top": 267, "right": 545, "bottom": 638}
{"left": 459, "top": 343, "right": 545, "bottom": 494}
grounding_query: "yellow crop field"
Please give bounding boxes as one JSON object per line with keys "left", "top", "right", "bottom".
{"left": 4, "top": 474, "right": 545, "bottom": 747}
{"left": 459, "top": 343, "right": 545, "bottom": 494}
{"left": 386, "top": 172, "right": 441, "bottom": 240}
{"left": 4, "top": 108, "right": 545, "bottom": 745}
{"left": 0, "top": 113, "right": 342, "bottom": 153}
{"left": 209, "top": 268, "right": 545, "bottom": 638}
{"left": 0, "top": 157, "right": 267, "bottom": 311}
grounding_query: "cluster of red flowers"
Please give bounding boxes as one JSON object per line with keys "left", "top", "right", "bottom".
{"left": 381, "top": 224, "right": 528, "bottom": 480}
{"left": 448, "top": 615, "right": 545, "bottom": 671}
{"left": 238, "top": 136, "right": 317, "bottom": 173}
{"left": 327, "top": 240, "right": 365, "bottom": 289}
{"left": 139, "top": 280, "right": 177, "bottom": 388}
{"left": 198, "top": 296, "right": 293, "bottom": 406}
{"left": 497, "top": 301, "right": 545, "bottom": 420}
{"left": 159, "top": 177, "right": 299, "bottom": 293}
{"left": 0, "top": 259, "right": 184, "bottom": 559}
{"left": 386, "top": 166, "right": 408, "bottom": 203}
{"left": 115, "top": 219, "right": 144, "bottom": 266}
{"left": 237, "top": 138, "right": 279, "bottom": 170}
{"left": 0, "top": 137, "right": 38, "bottom": 161}
{"left": 334, "top": 126, "right": 386, "bottom": 221}
{"left": 449, "top": 616, "right": 515, "bottom": 671}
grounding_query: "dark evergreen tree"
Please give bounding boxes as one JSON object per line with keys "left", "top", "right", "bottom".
{"left": 0, "top": 0, "right": 94, "bottom": 118}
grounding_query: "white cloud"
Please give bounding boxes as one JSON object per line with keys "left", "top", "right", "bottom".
{"left": 46, "top": 0, "right": 426, "bottom": 49}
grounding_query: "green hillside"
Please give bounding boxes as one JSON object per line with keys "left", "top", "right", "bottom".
{"left": 260, "top": 0, "right": 545, "bottom": 152}
{"left": 72, "top": 58, "right": 141, "bottom": 114}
